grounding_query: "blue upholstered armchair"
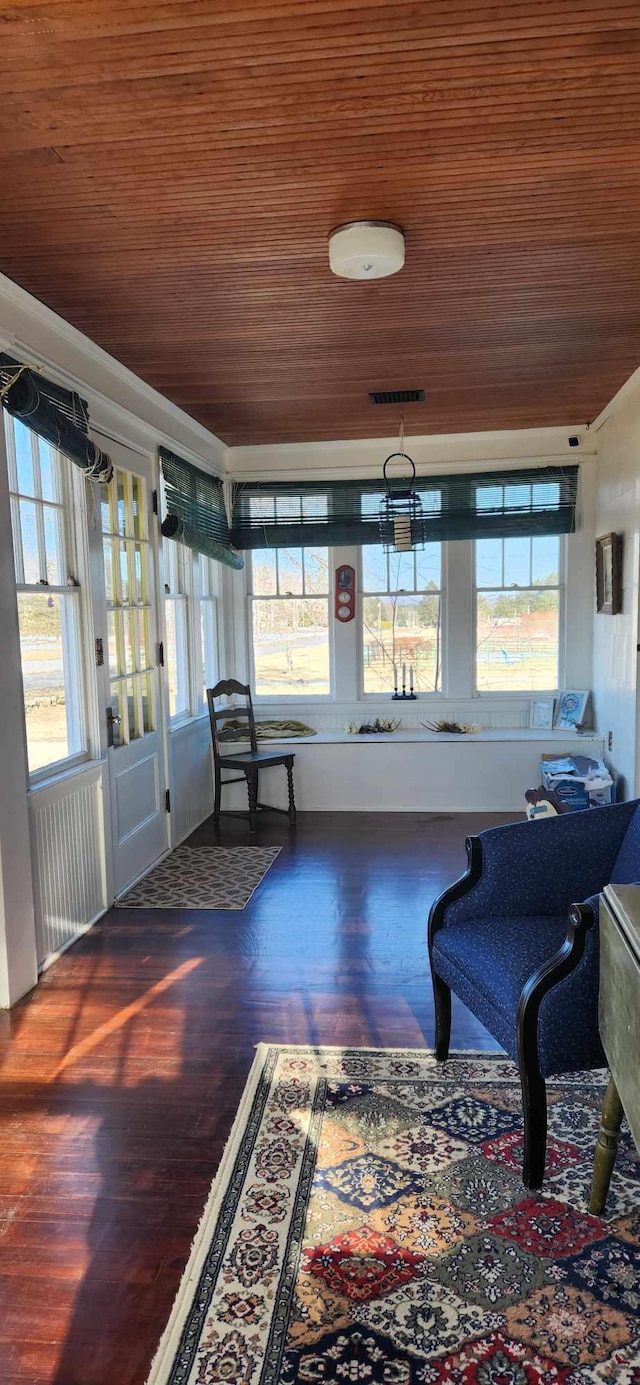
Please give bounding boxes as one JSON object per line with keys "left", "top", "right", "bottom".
{"left": 428, "top": 799, "right": 640, "bottom": 1189}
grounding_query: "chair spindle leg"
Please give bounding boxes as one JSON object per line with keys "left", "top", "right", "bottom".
{"left": 286, "top": 762, "right": 297, "bottom": 825}
{"left": 213, "top": 764, "right": 222, "bottom": 826}
{"left": 246, "top": 772, "right": 258, "bottom": 833}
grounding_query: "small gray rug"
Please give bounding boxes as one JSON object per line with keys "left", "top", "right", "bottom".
{"left": 118, "top": 844, "right": 281, "bottom": 910}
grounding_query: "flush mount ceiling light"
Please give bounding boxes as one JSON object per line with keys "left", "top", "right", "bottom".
{"left": 329, "top": 221, "right": 405, "bottom": 280}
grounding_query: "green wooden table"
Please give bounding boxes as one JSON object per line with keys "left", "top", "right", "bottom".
{"left": 589, "top": 883, "right": 640, "bottom": 1215}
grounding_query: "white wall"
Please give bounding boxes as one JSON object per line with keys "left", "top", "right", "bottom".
{"left": 227, "top": 426, "right": 595, "bottom": 481}
{"left": 168, "top": 719, "right": 215, "bottom": 848}
{"left": 0, "top": 272, "right": 229, "bottom": 1002}
{"left": 592, "top": 372, "right": 640, "bottom": 797}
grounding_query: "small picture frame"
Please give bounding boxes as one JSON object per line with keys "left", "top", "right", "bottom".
{"left": 596, "top": 532, "right": 622, "bottom": 614}
{"left": 530, "top": 697, "right": 554, "bottom": 730}
{"left": 554, "top": 690, "right": 590, "bottom": 731}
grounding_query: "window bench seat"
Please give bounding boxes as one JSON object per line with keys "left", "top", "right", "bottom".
{"left": 220, "top": 730, "right": 604, "bottom": 813}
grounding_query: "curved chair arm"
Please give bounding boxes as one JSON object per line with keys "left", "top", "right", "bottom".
{"left": 517, "top": 900, "right": 598, "bottom": 1027}
{"left": 516, "top": 899, "right": 598, "bottom": 1186}
{"left": 428, "top": 835, "right": 483, "bottom": 949}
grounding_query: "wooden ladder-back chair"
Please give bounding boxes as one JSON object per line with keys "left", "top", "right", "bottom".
{"left": 207, "top": 679, "right": 297, "bottom": 833}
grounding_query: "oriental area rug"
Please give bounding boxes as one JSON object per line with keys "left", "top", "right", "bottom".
{"left": 146, "top": 1046, "right": 640, "bottom": 1385}
{"left": 119, "top": 845, "right": 281, "bottom": 910}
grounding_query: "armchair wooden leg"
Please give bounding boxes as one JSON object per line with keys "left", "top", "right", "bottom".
{"left": 213, "top": 763, "right": 222, "bottom": 826}
{"left": 432, "top": 972, "right": 452, "bottom": 1062}
{"left": 517, "top": 997, "right": 547, "bottom": 1188}
{"left": 246, "top": 772, "right": 258, "bottom": 833}
{"left": 286, "top": 762, "right": 297, "bottom": 826}
{"left": 520, "top": 1058, "right": 545, "bottom": 1191}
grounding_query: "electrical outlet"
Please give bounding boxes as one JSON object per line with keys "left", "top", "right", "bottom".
{"left": 608, "top": 731, "right": 614, "bottom": 752}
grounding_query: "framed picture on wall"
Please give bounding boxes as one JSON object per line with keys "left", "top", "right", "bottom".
{"left": 554, "top": 690, "right": 590, "bottom": 731}
{"left": 530, "top": 697, "right": 554, "bottom": 730}
{"left": 596, "top": 532, "right": 622, "bottom": 614}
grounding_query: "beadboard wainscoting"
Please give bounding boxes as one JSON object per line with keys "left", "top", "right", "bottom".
{"left": 250, "top": 699, "right": 551, "bottom": 733}
{"left": 29, "top": 764, "right": 109, "bottom": 969}
{"left": 167, "top": 717, "right": 215, "bottom": 848}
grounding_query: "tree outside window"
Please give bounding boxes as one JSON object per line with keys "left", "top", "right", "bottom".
{"left": 249, "top": 547, "right": 330, "bottom": 696}
{"left": 361, "top": 544, "right": 442, "bottom": 694}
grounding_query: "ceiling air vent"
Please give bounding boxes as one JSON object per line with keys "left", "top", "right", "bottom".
{"left": 369, "top": 389, "right": 425, "bottom": 405}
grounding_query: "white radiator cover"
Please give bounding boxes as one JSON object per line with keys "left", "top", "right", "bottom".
{"left": 29, "top": 764, "right": 107, "bottom": 967}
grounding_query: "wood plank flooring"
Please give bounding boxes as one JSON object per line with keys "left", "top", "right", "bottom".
{"left": 0, "top": 810, "right": 517, "bottom": 1385}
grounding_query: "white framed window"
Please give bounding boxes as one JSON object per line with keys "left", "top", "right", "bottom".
{"left": 196, "top": 553, "right": 221, "bottom": 706}
{"left": 249, "top": 492, "right": 329, "bottom": 527}
{"left": 248, "top": 547, "right": 331, "bottom": 697}
{"left": 361, "top": 543, "right": 443, "bottom": 694}
{"left": 163, "top": 543, "right": 223, "bottom": 720}
{"left": 163, "top": 539, "right": 191, "bottom": 722}
{"left": 475, "top": 535, "right": 562, "bottom": 692}
{"left": 6, "top": 414, "right": 87, "bottom": 776}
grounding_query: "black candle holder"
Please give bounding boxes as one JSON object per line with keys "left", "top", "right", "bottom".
{"left": 392, "top": 690, "right": 417, "bottom": 700}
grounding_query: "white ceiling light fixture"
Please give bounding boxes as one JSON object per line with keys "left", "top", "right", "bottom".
{"left": 329, "top": 221, "right": 405, "bottom": 280}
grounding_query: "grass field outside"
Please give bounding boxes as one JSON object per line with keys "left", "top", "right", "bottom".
{"left": 17, "top": 594, "right": 77, "bottom": 771}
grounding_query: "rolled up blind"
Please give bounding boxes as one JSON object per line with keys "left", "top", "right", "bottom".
{"left": 230, "top": 466, "right": 579, "bottom": 549}
{"left": 159, "top": 446, "right": 243, "bottom": 570}
{"left": 0, "top": 353, "right": 112, "bottom": 482}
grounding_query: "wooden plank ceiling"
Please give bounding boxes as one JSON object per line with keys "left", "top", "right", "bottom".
{"left": 1, "top": 2, "right": 640, "bottom": 446}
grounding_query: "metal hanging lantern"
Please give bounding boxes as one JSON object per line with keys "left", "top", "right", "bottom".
{"left": 378, "top": 433, "right": 424, "bottom": 553}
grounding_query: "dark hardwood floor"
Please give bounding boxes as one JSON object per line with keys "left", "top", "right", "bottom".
{"left": 0, "top": 810, "right": 517, "bottom": 1385}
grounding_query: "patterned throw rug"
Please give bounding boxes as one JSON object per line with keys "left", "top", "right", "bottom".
{"left": 146, "top": 1046, "right": 640, "bottom": 1385}
{"left": 119, "top": 844, "right": 281, "bottom": 910}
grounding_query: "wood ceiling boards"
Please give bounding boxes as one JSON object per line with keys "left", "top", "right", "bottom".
{"left": 1, "top": 2, "right": 640, "bottom": 445}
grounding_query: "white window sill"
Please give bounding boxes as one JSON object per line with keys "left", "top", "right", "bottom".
{"left": 28, "top": 755, "right": 100, "bottom": 795}
{"left": 474, "top": 689, "right": 560, "bottom": 699}
{"left": 231, "top": 729, "right": 603, "bottom": 746}
{"left": 167, "top": 712, "right": 209, "bottom": 734}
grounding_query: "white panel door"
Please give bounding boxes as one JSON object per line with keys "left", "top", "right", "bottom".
{"left": 101, "top": 456, "right": 168, "bottom": 895}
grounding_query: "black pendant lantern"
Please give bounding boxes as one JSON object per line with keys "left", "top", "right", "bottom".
{"left": 378, "top": 432, "right": 424, "bottom": 554}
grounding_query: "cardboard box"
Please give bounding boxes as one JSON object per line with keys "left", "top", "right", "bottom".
{"left": 540, "top": 754, "right": 615, "bottom": 812}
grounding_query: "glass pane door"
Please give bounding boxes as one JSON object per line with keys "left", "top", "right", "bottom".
{"left": 101, "top": 467, "right": 154, "bottom": 747}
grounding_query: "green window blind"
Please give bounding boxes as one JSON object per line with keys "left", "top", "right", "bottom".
{"left": 230, "top": 466, "right": 578, "bottom": 550}
{"left": 159, "top": 447, "right": 243, "bottom": 570}
{"left": 0, "top": 353, "right": 113, "bottom": 482}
